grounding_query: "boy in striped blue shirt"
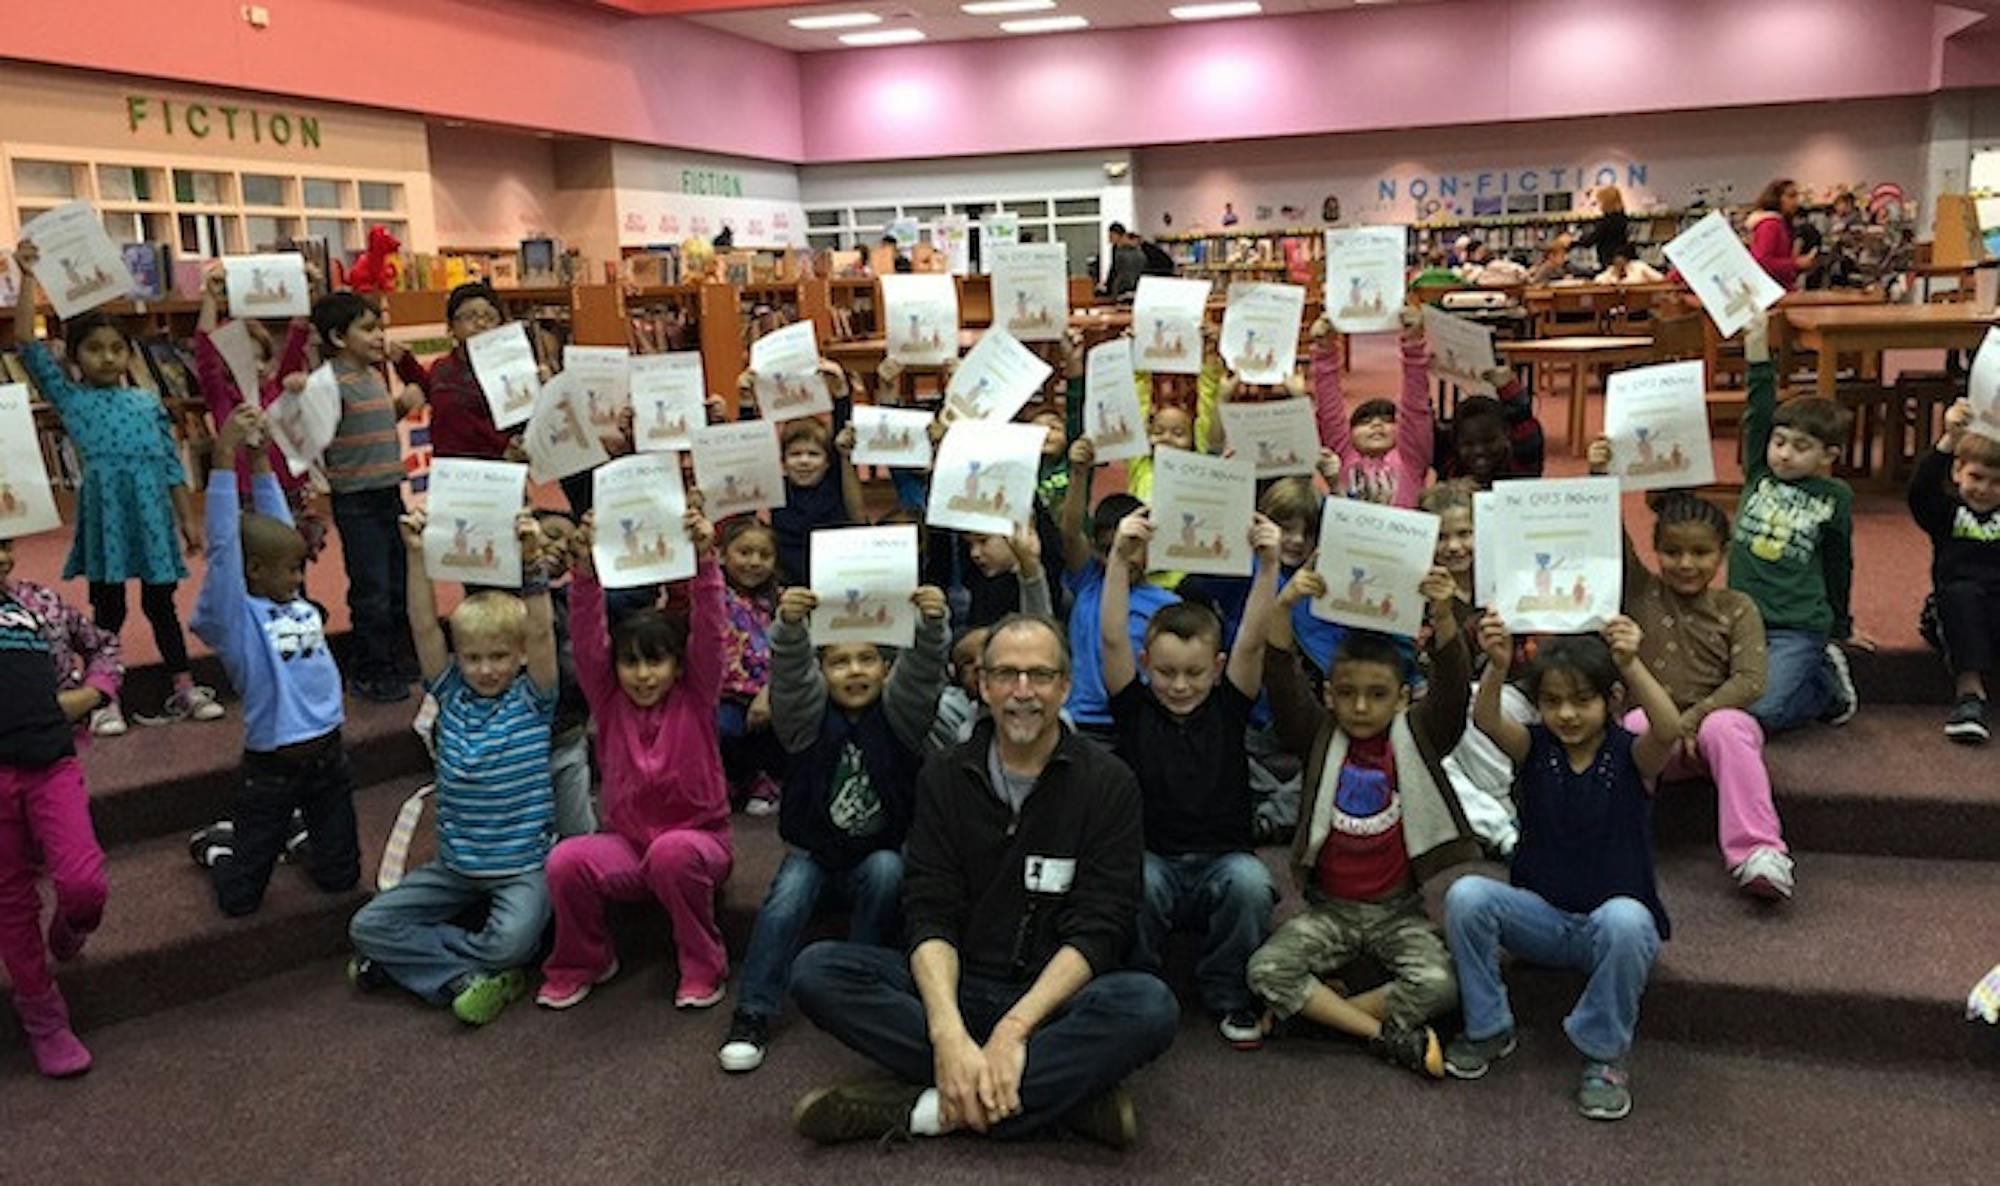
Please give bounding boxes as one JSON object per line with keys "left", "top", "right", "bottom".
{"left": 345, "top": 508, "right": 560, "bottom": 1026}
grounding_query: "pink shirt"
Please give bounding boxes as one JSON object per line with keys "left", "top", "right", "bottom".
{"left": 1311, "top": 337, "right": 1434, "bottom": 508}
{"left": 570, "top": 557, "right": 730, "bottom": 845}
{"left": 1747, "top": 212, "right": 1799, "bottom": 290}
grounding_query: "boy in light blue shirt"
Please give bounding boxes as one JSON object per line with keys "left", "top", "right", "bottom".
{"left": 190, "top": 406, "right": 358, "bottom": 917}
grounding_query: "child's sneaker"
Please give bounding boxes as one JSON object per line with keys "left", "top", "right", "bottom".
{"left": 1821, "top": 644, "right": 1858, "bottom": 726}
{"left": 676, "top": 983, "right": 726, "bottom": 1010}
{"left": 450, "top": 968, "right": 528, "bottom": 1026}
{"left": 89, "top": 703, "right": 127, "bottom": 737}
{"left": 1443, "top": 1029, "right": 1517, "bottom": 1079}
{"left": 346, "top": 955, "right": 389, "bottom": 992}
{"left": 744, "top": 774, "right": 780, "bottom": 816}
{"left": 145, "top": 685, "right": 226, "bottom": 725}
{"left": 718, "top": 1010, "right": 770, "bottom": 1073}
{"left": 1217, "top": 1008, "right": 1267, "bottom": 1051}
{"left": 1733, "top": 846, "right": 1796, "bottom": 900}
{"left": 352, "top": 676, "right": 412, "bottom": 705}
{"left": 535, "top": 958, "right": 619, "bottom": 1010}
{"left": 278, "top": 810, "right": 311, "bottom": 865}
{"left": 1944, "top": 696, "right": 1990, "bottom": 744}
{"left": 1577, "top": 1060, "right": 1633, "bottom": 1121}
{"left": 1368, "top": 1021, "right": 1444, "bottom": 1079}
{"left": 188, "top": 820, "right": 235, "bottom": 869}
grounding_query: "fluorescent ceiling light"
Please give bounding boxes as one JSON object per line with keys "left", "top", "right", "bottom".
{"left": 790, "top": 11, "right": 882, "bottom": 28}
{"left": 839, "top": 26, "right": 926, "bottom": 43}
{"left": 1000, "top": 14, "right": 1089, "bottom": 31}
{"left": 961, "top": 0, "right": 1054, "bottom": 12}
{"left": 1171, "top": 1, "right": 1261, "bottom": 17}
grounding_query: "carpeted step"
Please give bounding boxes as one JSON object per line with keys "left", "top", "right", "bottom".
{"left": 1841, "top": 645, "right": 1952, "bottom": 706}
{"left": 81, "top": 693, "right": 432, "bottom": 849}
{"left": 1652, "top": 705, "right": 2000, "bottom": 860}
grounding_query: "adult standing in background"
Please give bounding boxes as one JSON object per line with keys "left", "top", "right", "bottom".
{"left": 1574, "top": 185, "right": 1632, "bottom": 270}
{"left": 1101, "top": 224, "right": 1176, "bottom": 302}
{"left": 1747, "top": 179, "right": 1816, "bottom": 290}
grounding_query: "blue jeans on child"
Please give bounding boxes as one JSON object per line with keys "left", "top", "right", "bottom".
{"left": 1132, "top": 850, "right": 1277, "bottom": 1016}
{"left": 1750, "top": 628, "right": 1833, "bottom": 735}
{"left": 736, "top": 848, "right": 902, "bottom": 1020}
{"left": 348, "top": 862, "right": 551, "bottom": 1003}
{"left": 1444, "top": 875, "right": 1661, "bottom": 1064}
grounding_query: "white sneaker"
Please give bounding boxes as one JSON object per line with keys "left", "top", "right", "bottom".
{"left": 676, "top": 984, "right": 726, "bottom": 1010}
{"left": 1821, "top": 644, "right": 1858, "bottom": 726}
{"left": 1733, "top": 846, "right": 1795, "bottom": 900}
{"left": 89, "top": 704, "right": 128, "bottom": 737}
{"left": 534, "top": 957, "right": 619, "bottom": 1010}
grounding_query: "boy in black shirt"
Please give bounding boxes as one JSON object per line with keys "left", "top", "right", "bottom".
{"left": 1102, "top": 506, "right": 1282, "bottom": 1049}
{"left": 1910, "top": 399, "right": 2000, "bottom": 742}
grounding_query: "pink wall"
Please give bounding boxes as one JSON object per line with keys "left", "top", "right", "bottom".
{"left": 427, "top": 126, "right": 560, "bottom": 248}
{"left": 797, "top": 0, "right": 1943, "bottom": 162}
{"left": 5, "top": 0, "right": 804, "bottom": 162}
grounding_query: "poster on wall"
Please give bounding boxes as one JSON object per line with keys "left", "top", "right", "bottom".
{"left": 1602, "top": 360, "right": 1716, "bottom": 491}
{"left": 885, "top": 218, "right": 921, "bottom": 249}
{"left": 20, "top": 201, "right": 137, "bottom": 319}
{"left": 1084, "top": 338, "right": 1148, "bottom": 463}
{"left": 1322, "top": 226, "right": 1407, "bottom": 334}
{"left": 981, "top": 212, "right": 1021, "bottom": 269}
{"left": 222, "top": 253, "right": 311, "bottom": 319}
{"left": 881, "top": 273, "right": 961, "bottom": 366}
{"left": 1662, "top": 210, "right": 1784, "bottom": 339}
{"left": 1484, "top": 476, "right": 1622, "bottom": 634}
{"left": 0, "top": 384, "right": 62, "bottom": 538}
{"left": 988, "top": 243, "right": 1070, "bottom": 342}
{"left": 1220, "top": 282, "right": 1306, "bottom": 384}
{"left": 422, "top": 459, "right": 527, "bottom": 587}
{"left": 1133, "top": 276, "right": 1211, "bottom": 376}
{"left": 1309, "top": 499, "right": 1442, "bottom": 638}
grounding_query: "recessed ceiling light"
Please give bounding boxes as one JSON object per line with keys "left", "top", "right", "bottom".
{"left": 789, "top": 11, "right": 881, "bottom": 29}
{"left": 839, "top": 26, "right": 926, "bottom": 43}
{"left": 1171, "top": 1, "right": 1261, "bottom": 17}
{"left": 960, "top": 0, "right": 1054, "bottom": 13}
{"left": 999, "top": 13, "right": 1088, "bottom": 31}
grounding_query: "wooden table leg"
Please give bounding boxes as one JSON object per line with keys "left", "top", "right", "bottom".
{"left": 1817, "top": 338, "right": 1838, "bottom": 401}
{"left": 1569, "top": 358, "right": 1590, "bottom": 457}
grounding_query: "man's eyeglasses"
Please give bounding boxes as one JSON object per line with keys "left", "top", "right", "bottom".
{"left": 981, "top": 665, "right": 1064, "bottom": 689}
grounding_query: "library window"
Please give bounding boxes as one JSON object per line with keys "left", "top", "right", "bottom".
{"left": 302, "top": 178, "right": 346, "bottom": 209}
{"left": 245, "top": 215, "right": 301, "bottom": 251}
{"left": 1054, "top": 223, "right": 1100, "bottom": 276}
{"left": 854, "top": 206, "right": 897, "bottom": 226}
{"left": 1004, "top": 200, "right": 1048, "bottom": 217}
{"left": 13, "top": 159, "right": 81, "bottom": 200}
{"left": 172, "top": 169, "right": 229, "bottom": 205}
{"left": 1054, "top": 198, "right": 1100, "bottom": 218}
{"left": 901, "top": 205, "right": 946, "bottom": 220}
{"left": 240, "top": 173, "right": 289, "bottom": 207}
{"left": 806, "top": 209, "right": 844, "bottom": 228}
{"left": 96, "top": 165, "right": 156, "bottom": 202}
{"left": 358, "top": 181, "right": 402, "bottom": 212}
{"left": 307, "top": 216, "right": 353, "bottom": 250}
{"left": 177, "top": 212, "right": 234, "bottom": 256}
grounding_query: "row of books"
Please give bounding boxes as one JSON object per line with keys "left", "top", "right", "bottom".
{"left": 2, "top": 334, "right": 203, "bottom": 406}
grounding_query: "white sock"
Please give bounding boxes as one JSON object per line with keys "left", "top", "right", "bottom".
{"left": 908, "top": 1088, "right": 943, "bottom": 1137}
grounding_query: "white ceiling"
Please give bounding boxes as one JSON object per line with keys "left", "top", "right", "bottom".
{"left": 687, "top": 0, "right": 1431, "bottom": 51}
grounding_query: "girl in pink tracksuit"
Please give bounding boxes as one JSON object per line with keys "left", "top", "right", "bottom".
{"left": 538, "top": 511, "right": 734, "bottom": 1010}
{"left": 1308, "top": 316, "right": 1434, "bottom": 508}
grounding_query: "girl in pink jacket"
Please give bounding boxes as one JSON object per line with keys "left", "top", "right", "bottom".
{"left": 1308, "top": 313, "right": 1434, "bottom": 508}
{"left": 538, "top": 508, "right": 734, "bottom": 1011}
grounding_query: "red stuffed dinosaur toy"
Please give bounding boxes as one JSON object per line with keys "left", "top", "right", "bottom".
{"left": 346, "top": 224, "right": 402, "bottom": 293}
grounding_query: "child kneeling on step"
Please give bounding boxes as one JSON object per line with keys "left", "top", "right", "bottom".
{"left": 344, "top": 509, "right": 561, "bottom": 1027}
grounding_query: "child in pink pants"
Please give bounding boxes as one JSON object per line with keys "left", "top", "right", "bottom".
{"left": 1601, "top": 479, "right": 1791, "bottom": 901}
{"left": 0, "top": 565, "right": 119, "bottom": 1077}
{"left": 538, "top": 510, "right": 734, "bottom": 1010}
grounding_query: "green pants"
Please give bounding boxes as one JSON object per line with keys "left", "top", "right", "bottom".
{"left": 1246, "top": 890, "right": 1456, "bottom": 1028}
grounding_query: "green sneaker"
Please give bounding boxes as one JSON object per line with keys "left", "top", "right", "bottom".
{"left": 1443, "top": 1029, "right": 1517, "bottom": 1080}
{"left": 1577, "top": 1060, "right": 1633, "bottom": 1121}
{"left": 450, "top": 969, "right": 528, "bottom": 1027}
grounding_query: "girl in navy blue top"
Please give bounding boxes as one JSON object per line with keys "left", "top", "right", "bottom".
{"left": 1442, "top": 612, "right": 1681, "bottom": 1124}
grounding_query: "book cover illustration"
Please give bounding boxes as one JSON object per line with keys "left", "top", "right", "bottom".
{"left": 925, "top": 420, "right": 1046, "bottom": 535}
{"left": 850, "top": 405, "right": 935, "bottom": 470}
{"left": 421, "top": 459, "right": 526, "bottom": 586}
{"left": 809, "top": 525, "right": 919, "bottom": 648}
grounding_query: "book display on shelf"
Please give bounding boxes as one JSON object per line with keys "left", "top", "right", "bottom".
{"left": 1161, "top": 208, "right": 1705, "bottom": 275}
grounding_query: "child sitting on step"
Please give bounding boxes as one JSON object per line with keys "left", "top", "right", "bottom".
{"left": 1908, "top": 399, "right": 2000, "bottom": 744}
{"left": 1445, "top": 614, "right": 1680, "bottom": 1122}
{"left": 538, "top": 508, "right": 733, "bottom": 1012}
{"left": 344, "top": 508, "right": 561, "bottom": 1027}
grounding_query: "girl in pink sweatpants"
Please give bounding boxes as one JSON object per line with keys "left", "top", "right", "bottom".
{"left": 539, "top": 512, "right": 734, "bottom": 1010}
{"left": 1612, "top": 490, "right": 1792, "bottom": 901}
{"left": 1308, "top": 315, "right": 1433, "bottom": 508}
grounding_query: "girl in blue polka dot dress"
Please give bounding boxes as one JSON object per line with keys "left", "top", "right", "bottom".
{"left": 12, "top": 239, "right": 225, "bottom": 732}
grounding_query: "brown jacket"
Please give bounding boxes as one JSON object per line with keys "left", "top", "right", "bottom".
{"left": 1265, "top": 631, "right": 1482, "bottom": 894}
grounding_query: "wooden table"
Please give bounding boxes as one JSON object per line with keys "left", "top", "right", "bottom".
{"left": 1783, "top": 303, "right": 1997, "bottom": 400}
{"left": 1498, "top": 336, "right": 1655, "bottom": 456}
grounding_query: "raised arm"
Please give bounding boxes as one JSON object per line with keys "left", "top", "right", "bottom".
{"left": 1265, "top": 567, "right": 1330, "bottom": 758}
{"left": 1059, "top": 436, "right": 1096, "bottom": 576}
{"left": 768, "top": 587, "right": 828, "bottom": 754}
{"left": 883, "top": 587, "right": 950, "bottom": 750}
{"left": 565, "top": 515, "right": 623, "bottom": 710}
{"left": 518, "top": 513, "right": 560, "bottom": 696}
{"left": 1009, "top": 524, "right": 1054, "bottom": 616}
{"left": 1472, "top": 610, "right": 1531, "bottom": 764}
{"left": 1740, "top": 310, "right": 1776, "bottom": 483}
{"left": 680, "top": 511, "right": 726, "bottom": 706}
{"left": 398, "top": 508, "right": 451, "bottom": 684}
{"left": 1607, "top": 615, "right": 1682, "bottom": 779}
{"left": 1409, "top": 567, "right": 1471, "bottom": 750}
{"left": 1824, "top": 496, "right": 1857, "bottom": 645}
{"left": 1308, "top": 320, "right": 1351, "bottom": 453}
{"left": 191, "top": 407, "right": 259, "bottom": 646}
{"left": 1396, "top": 329, "right": 1436, "bottom": 470}
{"left": 270, "top": 319, "right": 313, "bottom": 398}
{"left": 1099, "top": 507, "right": 1150, "bottom": 697}
{"left": 11, "top": 240, "right": 41, "bottom": 349}
{"left": 1226, "top": 516, "right": 1282, "bottom": 697}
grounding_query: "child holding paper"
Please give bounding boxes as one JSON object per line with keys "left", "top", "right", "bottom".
{"left": 1435, "top": 384, "right": 1544, "bottom": 488}
{"left": 1246, "top": 563, "right": 1477, "bottom": 1077}
{"left": 1909, "top": 399, "right": 2000, "bottom": 743}
{"left": 1307, "top": 312, "right": 1434, "bottom": 507}
{"left": 419, "top": 282, "right": 523, "bottom": 463}
{"left": 1446, "top": 614, "right": 1680, "bottom": 1123}
{"left": 1057, "top": 461, "right": 1179, "bottom": 744}
{"left": 189, "top": 407, "right": 361, "bottom": 917}
{"left": 538, "top": 508, "right": 733, "bottom": 1012}
{"left": 346, "top": 506, "right": 559, "bottom": 1027}
{"left": 1730, "top": 312, "right": 1862, "bottom": 734}
{"left": 12, "top": 239, "right": 220, "bottom": 732}
{"left": 775, "top": 411, "right": 867, "bottom": 587}
{"left": 313, "top": 290, "right": 424, "bottom": 704}
{"left": 716, "top": 579, "right": 949, "bottom": 1074}
{"left": 1590, "top": 440, "right": 1789, "bottom": 897}
{"left": 717, "top": 518, "right": 785, "bottom": 815}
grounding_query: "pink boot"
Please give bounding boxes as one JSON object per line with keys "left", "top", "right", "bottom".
{"left": 15, "top": 988, "right": 92, "bottom": 1078}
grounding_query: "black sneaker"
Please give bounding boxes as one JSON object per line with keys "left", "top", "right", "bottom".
{"left": 346, "top": 955, "right": 389, "bottom": 992}
{"left": 717, "top": 1011, "right": 770, "bottom": 1074}
{"left": 352, "top": 676, "right": 412, "bottom": 705}
{"left": 1945, "top": 696, "right": 1991, "bottom": 744}
{"left": 1063, "top": 1085, "right": 1139, "bottom": 1151}
{"left": 189, "top": 821, "right": 235, "bottom": 870}
{"left": 1444, "top": 1029, "right": 1518, "bottom": 1079}
{"left": 1368, "top": 1021, "right": 1444, "bottom": 1079}
{"left": 792, "top": 1077, "right": 924, "bottom": 1145}
{"left": 1217, "top": 1008, "right": 1268, "bottom": 1051}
